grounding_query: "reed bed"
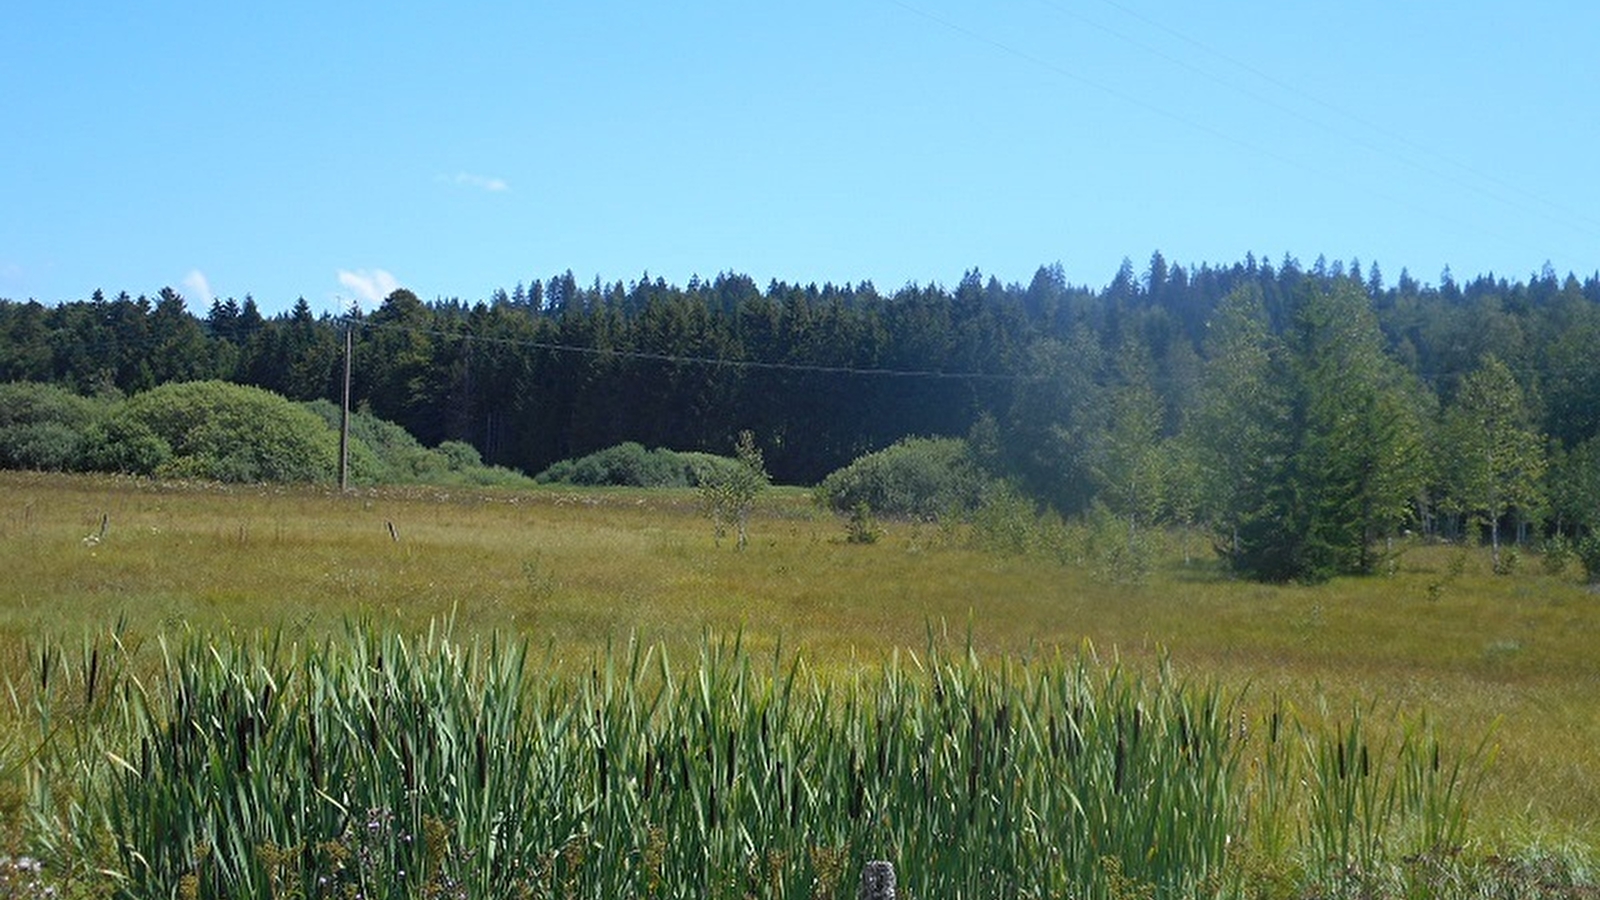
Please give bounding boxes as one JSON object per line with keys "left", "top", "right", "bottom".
{"left": 3, "top": 625, "right": 1496, "bottom": 899}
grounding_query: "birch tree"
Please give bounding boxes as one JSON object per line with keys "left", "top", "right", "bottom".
{"left": 1441, "top": 355, "right": 1546, "bottom": 570}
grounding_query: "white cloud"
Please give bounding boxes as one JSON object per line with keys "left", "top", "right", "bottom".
{"left": 337, "top": 268, "right": 402, "bottom": 306}
{"left": 442, "top": 171, "right": 509, "bottom": 192}
{"left": 183, "top": 269, "right": 214, "bottom": 305}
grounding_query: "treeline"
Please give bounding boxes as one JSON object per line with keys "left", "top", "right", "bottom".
{"left": 4, "top": 254, "right": 1600, "bottom": 580}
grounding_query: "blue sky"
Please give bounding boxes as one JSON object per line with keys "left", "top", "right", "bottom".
{"left": 4, "top": 2, "right": 1597, "bottom": 316}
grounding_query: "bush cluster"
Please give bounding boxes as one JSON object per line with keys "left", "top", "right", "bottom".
{"left": 118, "top": 381, "right": 341, "bottom": 482}
{"left": 813, "top": 436, "right": 991, "bottom": 519}
{"left": 0, "top": 380, "right": 529, "bottom": 487}
{"left": 0, "top": 382, "right": 107, "bottom": 472}
{"left": 301, "top": 400, "right": 528, "bottom": 487}
{"left": 534, "top": 442, "right": 743, "bottom": 488}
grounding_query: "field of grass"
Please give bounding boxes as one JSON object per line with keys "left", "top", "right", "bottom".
{"left": 1, "top": 471, "right": 1598, "bottom": 896}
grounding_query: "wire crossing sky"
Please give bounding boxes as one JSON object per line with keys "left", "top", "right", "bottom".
{"left": 4, "top": 1, "right": 1596, "bottom": 316}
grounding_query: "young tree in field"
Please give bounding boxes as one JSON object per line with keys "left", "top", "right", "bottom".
{"left": 1549, "top": 436, "right": 1600, "bottom": 538}
{"left": 1188, "top": 284, "right": 1282, "bottom": 564}
{"left": 1441, "top": 355, "right": 1546, "bottom": 570}
{"left": 700, "top": 430, "right": 769, "bottom": 549}
{"left": 1091, "top": 333, "right": 1167, "bottom": 551}
{"left": 1549, "top": 436, "right": 1600, "bottom": 581}
{"left": 1161, "top": 434, "right": 1204, "bottom": 565}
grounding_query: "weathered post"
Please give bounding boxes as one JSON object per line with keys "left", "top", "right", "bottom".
{"left": 860, "top": 860, "right": 896, "bottom": 900}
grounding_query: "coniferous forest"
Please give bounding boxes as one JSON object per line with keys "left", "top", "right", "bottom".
{"left": 5, "top": 253, "right": 1600, "bottom": 583}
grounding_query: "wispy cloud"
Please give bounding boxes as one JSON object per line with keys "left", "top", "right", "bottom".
{"left": 183, "top": 269, "right": 214, "bottom": 305}
{"left": 441, "top": 171, "right": 509, "bottom": 192}
{"left": 337, "top": 268, "right": 402, "bottom": 306}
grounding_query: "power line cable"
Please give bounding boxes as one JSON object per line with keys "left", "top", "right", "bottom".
{"left": 1029, "top": 0, "right": 1600, "bottom": 240}
{"left": 344, "top": 316, "right": 1033, "bottom": 382}
{"left": 887, "top": 0, "right": 1592, "bottom": 262}
{"left": 1084, "top": 0, "right": 1600, "bottom": 237}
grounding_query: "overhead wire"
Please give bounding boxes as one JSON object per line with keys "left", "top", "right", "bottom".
{"left": 340, "top": 310, "right": 1600, "bottom": 391}
{"left": 887, "top": 0, "right": 1597, "bottom": 264}
{"left": 1083, "top": 0, "right": 1600, "bottom": 237}
{"left": 344, "top": 316, "right": 1033, "bottom": 382}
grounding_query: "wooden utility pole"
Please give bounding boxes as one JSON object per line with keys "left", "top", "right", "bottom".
{"left": 339, "top": 322, "right": 352, "bottom": 492}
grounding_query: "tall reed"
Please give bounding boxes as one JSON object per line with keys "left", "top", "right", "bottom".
{"left": 7, "top": 626, "right": 1488, "bottom": 899}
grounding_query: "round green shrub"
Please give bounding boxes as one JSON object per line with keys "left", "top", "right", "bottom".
{"left": 119, "top": 380, "right": 341, "bottom": 483}
{"left": 0, "top": 382, "right": 106, "bottom": 471}
{"left": 536, "top": 443, "right": 739, "bottom": 488}
{"left": 814, "top": 436, "right": 991, "bottom": 519}
{"left": 0, "top": 421, "right": 87, "bottom": 471}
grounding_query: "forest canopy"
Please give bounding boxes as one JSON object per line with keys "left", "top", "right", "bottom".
{"left": 5, "top": 254, "right": 1600, "bottom": 581}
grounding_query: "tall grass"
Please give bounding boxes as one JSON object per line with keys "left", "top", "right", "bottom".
{"left": 5, "top": 626, "right": 1499, "bottom": 899}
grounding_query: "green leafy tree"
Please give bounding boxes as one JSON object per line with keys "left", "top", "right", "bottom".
{"left": 1188, "top": 284, "right": 1282, "bottom": 563}
{"left": 1292, "top": 283, "right": 1429, "bottom": 575}
{"left": 149, "top": 287, "right": 222, "bottom": 384}
{"left": 1004, "top": 328, "right": 1105, "bottom": 515}
{"left": 1090, "top": 333, "right": 1167, "bottom": 554}
{"left": 1549, "top": 436, "right": 1600, "bottom": 538}
{"left": 700, "top": 430, "right": 769, "bottom": 549}
{"left": 1441, "top": 355, "right": 1546, "bottom": 569}
{"left": 1193, "top": 283, "right": 1426, "bottom": 581}
{"left": 1160, "top": 435, "right": 1204, "bottom": 564}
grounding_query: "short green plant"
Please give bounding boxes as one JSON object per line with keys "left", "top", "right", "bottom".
{"left": 1576, "top": 533, "right": 1600, "bottom": 584}
{"left": 1084, "top": 501, "right": 1155, "bottom": 584}
{"left": 844, "top": 501, "right": 881, "bottom": 544}
{"left": 699, "top": 430, "right": 768, "bottom": 549}
{"left": 1541, "top": 534, "right": 1573, "bottom": 576}
{"left": 967, "top": 482, "right": 1039, "bottom": 555}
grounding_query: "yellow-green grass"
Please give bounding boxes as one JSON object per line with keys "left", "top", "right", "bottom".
{"left": 2, "top": 470, "right": 1597, "bottom": 854}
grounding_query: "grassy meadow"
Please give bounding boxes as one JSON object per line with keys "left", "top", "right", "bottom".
{"left": 1, "top": 470, "right": 1598, "bottom": 896}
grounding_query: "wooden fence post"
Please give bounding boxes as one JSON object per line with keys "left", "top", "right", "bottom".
{"left": 860, "top": 860, "right": 896, "bottom": 900}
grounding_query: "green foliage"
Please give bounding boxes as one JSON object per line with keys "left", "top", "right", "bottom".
{"left": 0, "top": 382, "right": 106, "bottom": 472}
{"left": 843, "top": 502, "right": 881, "bottom": 544}
{"left": 1001, "top": 330, "right": 1106, "bottom": 516}
{"left": 435, "top": 439, "right": 482, "bottom": 471}
{"left": 301, "top": 400, "right": 529, "bottom": 487}
{"left": 0, "top": 380, "right": 523, "bottom": 488}
{"left": 699, "top": 430, "right": 768, "bottom": 549}
{"left": 536, "top": 442, "right": 741, "bottom": 488}
{"left": 8, "top": 257, "right": 1600, "bottom": 575}
{"left": 0, "top": 421, "right": 86, "bottom": 473}
{"left": 1090, "top": 334, "right": 1168, "bottom": 536}
{"left": 967, "top": 481, "right": 1042, "bottom": 555}
{"left": 1195, "top": 283, "right": 1428, "bottom": 583}
{"left": 815, "top": 436, "right": 990, "bottom": 520}
{"left": 1084, "top": 501, "right": 1157, "bottom": 584}
{"left": 1540, "top": 535, "right": 1573, "bottom": 576}
{"left": 120, "top": 380, "right": 342, "bottom": 483}
{"left": 80, "top": 414, "right": 173, "bottom": 475}
{"left": 1440, "top": 355, "right": 1546, "bottom": 569}
{"left": 1548, "top": 436, "right": 1600, "bottom": 536}
{"left": 1576, "top": 534, "right": 1600, "bottom": 584}
{"left": 16, "top": 626, "right": 1505, "bottom": 900}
